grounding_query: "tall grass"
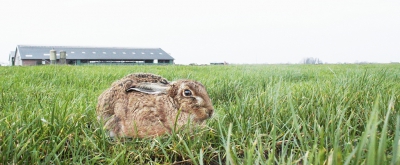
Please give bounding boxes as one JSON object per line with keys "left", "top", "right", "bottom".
{"left": 0, "top": 64, "right": 399, "bottom": 164}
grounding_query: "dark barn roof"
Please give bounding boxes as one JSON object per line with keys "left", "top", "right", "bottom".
{"left": 16, "top": 45, "right": 174, "bottom": 60}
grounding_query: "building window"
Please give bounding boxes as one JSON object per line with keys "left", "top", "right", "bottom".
{"left": 93, "top": 52, "right": 96, "bottom": 54}
{"left": 25, "top": 55, "right": 32, "bottom": 57}
{"left": 113, "top": 52, "right": 116, "bottom": 54}
{"left": 150, "top": 52, "right": 154, "bottom": 54}
{"left": 82, "top": 52, "right": 86, "bottom": 54}
{"left": 103, "top": 52, "right": 106, "bottom": 54}
{"left": 141, "top": 52, "right": 145, "bottom": 54}
{"left": 123, "top": 52, "right": 126, "bottom": 54}
{"left": 132, "top": 52, "right": 136, "bottom": 54}
{"left": 71, "top": 51, "right": 75, "bottom": 54}
{"left": 159, "top": 53, "right": 163, "bottom": 55}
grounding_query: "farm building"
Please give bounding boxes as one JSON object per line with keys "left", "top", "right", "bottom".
{"left": 11, "top": 45, "right": 174, "bottom": 66}
{"left": 8, "top": 51, "right": 15, "bottom": 66}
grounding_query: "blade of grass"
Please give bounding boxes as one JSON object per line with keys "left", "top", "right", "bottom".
{"left": 226, "top": 123, "right": 235, "bottom": 165}
{"left": 377, "top": 96, "right": 394, "bottom": 164}
{"left": 391, "top": 116, "right": 400, "bottom": 165}
{"left": 44, "top": 136, "right": 69, "bottom": 164}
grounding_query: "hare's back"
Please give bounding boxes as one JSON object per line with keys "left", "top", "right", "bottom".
{"left": 120, "top": 73, "right": 169, "bottom": 84}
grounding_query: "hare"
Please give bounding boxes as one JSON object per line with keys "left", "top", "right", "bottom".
{"left": 96, "top": 73, "right": 214, "bottom": 138}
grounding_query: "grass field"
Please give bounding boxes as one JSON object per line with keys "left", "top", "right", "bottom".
{"left": 0, "top": 64, "right": 399, "bottom": 164}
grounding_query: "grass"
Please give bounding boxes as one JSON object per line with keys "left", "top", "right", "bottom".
{"left": 0, "top": 64, "right": 399, "bottom": 164}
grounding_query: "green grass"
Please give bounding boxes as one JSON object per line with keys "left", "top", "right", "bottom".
{"left": 0, "top": 64, "right": 399, "bottom": 164}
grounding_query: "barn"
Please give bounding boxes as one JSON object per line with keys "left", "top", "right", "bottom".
{"left": 11, "top": 45, "right": 174, "bottom": 66}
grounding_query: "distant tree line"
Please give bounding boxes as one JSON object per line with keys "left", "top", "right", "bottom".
{"left": 301, "top": 57, "right": 323, "bottom": 64}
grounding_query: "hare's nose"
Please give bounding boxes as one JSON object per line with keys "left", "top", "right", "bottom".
{"left": 207, "top": 109, "right": 214, "bottom": 117}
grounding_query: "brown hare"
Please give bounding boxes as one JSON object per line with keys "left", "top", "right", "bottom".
{"left": 97, "top": 73, "right": 214, "bottom": 138}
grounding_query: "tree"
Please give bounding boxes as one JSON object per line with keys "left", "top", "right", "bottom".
{"left": 301, "top": 57, "right": 323, "bottom": 64}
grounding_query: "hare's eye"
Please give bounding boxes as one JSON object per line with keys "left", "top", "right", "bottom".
{"left": 183, "top": 89, "right": 192, "bottom": 96}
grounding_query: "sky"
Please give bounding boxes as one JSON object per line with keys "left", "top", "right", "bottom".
{"left": 1, "top": 0, "right": 399, "bottom": 65}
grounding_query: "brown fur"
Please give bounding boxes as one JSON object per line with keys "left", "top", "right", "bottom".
{"left": 96, "top": 73, "right": 214, "bottom": 138}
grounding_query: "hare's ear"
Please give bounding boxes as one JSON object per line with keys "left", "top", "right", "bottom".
{"left": 126, "top": 83, "right": 169, "bottom": 95}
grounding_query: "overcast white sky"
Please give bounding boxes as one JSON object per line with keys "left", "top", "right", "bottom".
{"left": 1, "top": 0, "right": 399, "bottom": 64}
